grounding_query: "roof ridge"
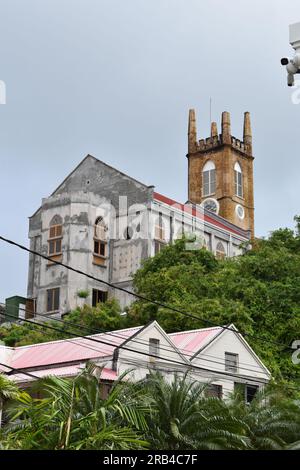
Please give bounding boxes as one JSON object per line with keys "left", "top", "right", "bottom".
{"left": 169, "top": 326, "right": 223, "bottom": 336}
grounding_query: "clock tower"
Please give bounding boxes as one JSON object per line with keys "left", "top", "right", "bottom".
{"left": 187, "top": 109, "right": 254, "bottom": 238}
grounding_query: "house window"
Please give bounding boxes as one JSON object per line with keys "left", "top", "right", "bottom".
{"left": 216, "top": 241, "right": 226, "bottom": 259}
{"left": 48, "top": 216, "right": 63, "bottom": 258}
{"left": 202, "top": 160, "right": 216, "bottom": 196}
{"left": 205, "top": 384, "right": 223, "bottom": 399}
{"left": 234, "top": 162, "right": 243, "bottom": 198}
{"left": 246, "top": 385, "right": 259, "bottom": 403}
{"left": 46, "top": 288, "right": 60, "bottom": 312}
{"left": 93, "top": 217, "right": 107, "bottom": 266}
{"left": 234, "top": 383, "right": 259, "bottom": 404}
{"left": 154, "top": 240, "right": 166, "bottom": 255}
{"left": 225, "top": 352, "right": 239, "bottom": 373}
{"left": 149, "top": 338, "right": 160, "bottom": 359}
{"left": 92, "top": 289, "right": 108, "bottom": 307}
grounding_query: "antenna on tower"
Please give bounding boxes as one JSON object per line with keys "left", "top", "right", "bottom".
{"left": 209, "top": 97, "right": 212, "bottom": 125}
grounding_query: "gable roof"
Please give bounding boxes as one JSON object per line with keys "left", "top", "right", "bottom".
{"left": 169, "top": 326, "right": 224, "bottom": 357}
{"left": 30, "top": 154, "right": 154, "bottom": 218}
{"left": 50, "top": 154, "right": 153, "bottom": 197}
{"left": 8, "top": 326, "right": 142, "bottom": 370}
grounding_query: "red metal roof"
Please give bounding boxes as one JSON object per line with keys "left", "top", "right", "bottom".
{"left": 169, "top": 327, "right": 223, "bottom": 356}
{"left": 11, "top": 326, "right": 142, "bottom": 369}
{"left": 11, "top": 365, "right": 117, "bottom": 383}
{"left": 153, "top": 191, "right": 248, "bottom": 238}
{"left": 1, "top": 324, "right": 226, "bottom": 383}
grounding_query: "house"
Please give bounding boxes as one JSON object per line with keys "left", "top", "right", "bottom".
{"left": 0, "top": 321, "right": 271, "bottom": 402}
{"left": 24, "top": 109, "right": 254, "bottom": 319}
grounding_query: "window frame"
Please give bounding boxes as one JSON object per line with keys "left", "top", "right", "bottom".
{"left": 149, "top": 338, "right": 160, "bottom": 362}
{"left": 48, "top": 223, "right": 63, "bottom": 257}
{"left": 205, "top": 383, "right": 223, "bottom": 399}
{"left": 155, "top": 212, "right": 165, "bottom": 241}
{"left": 46, "top": 287, "right": 60, "bottom": 313}
{"left": 202, "top": 161, "right": 216, "bottom": 197}
{"left": 234, "top": 162, "right": 243, "bottom": 198}
{"left": 92, "top": 289, "right": 108, "bottom": 307}
{"left": 225, "top": 352, "right": 239, "bottom": 373}
{"left": 93, "top": 217, "right": 108, "bottom": 262}
{"left": 216, "top": 241, "right": 226, "bottom": 259}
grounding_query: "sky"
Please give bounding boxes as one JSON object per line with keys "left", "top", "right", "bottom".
{"left": 0, "top": 0, "right": 300, "bottom": 301}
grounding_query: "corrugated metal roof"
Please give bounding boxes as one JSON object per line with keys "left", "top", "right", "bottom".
{"left": 11, "top": 365, "right": 117, "bottom": 383}
{"left": 1, "top": 324, "right": 227, "bottom": 383}
{"left": 169, "top": 327, "right": 223, "bottom": 356}
{"left": 11, "top": 326, "right": 142, "bottom": 369}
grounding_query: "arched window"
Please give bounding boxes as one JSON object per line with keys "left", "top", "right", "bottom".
{"left": 202, "top": 160, "right": 216, "bottom": 196}
{"left": 234, "top": 162, "right": 243, "bottom": 198}
{"left": 93, "top": 217, "right": 107, "bottom": 264}
{"left": 216, "top": 241, "right": 226, "bottom": 260}
{"left": 48, "top": 215, "right": 63, "bottom": 258}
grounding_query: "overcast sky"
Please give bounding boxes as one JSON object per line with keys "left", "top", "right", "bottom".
{"left": 0, "top": 0, "right": 300, "bottom": 301}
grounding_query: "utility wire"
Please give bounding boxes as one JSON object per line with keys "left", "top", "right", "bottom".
{"left": 2, "top": 309, "right": 271, "bottom": 387}
{"left": 2, "top": 304, "right": 270, "bottom": 375}
{"left": 0, "top": 362, "right": 40, "bottom": 380}
{"left": 0, "top": 235, "right": 295, "bottom": 353}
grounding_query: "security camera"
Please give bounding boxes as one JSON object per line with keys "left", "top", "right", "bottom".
{"left": 281, "top": 22, "right": 300, "bottom": 86}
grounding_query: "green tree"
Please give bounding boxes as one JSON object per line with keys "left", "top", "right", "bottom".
{"left": 0, "top": 374, "right": 22, "bottom": 428}
{"left": 1, "top": 364, "right": 149, "bottom": 450}
{"left": 128, "top": 225, "right": 300, "bottom": 385}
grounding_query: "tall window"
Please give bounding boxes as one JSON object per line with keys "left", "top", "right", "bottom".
{"left": 234, "top": 162, "right": 243, "bottom": 198}
{"left": 48, "top": 215, "right": 63, "bottom": 258}
{"left": 202, "top": 160, "right": 216, "bottom": 196}
{"left": 93, "top": 217, "right": 107, "bottom": 265}
{"left": 149, "top": 338, "right": 160, "bottom": 363}
{"left": 216, "top": 241, "right": 226, "bottom": 260}
{"left": 92, "top": 289, "right": 108, "bottom": 306}
{"left": 155, "top": 212, "right": 165, "bottom": 241}
{"left": 46, "top": 288, "right": 60, "bottom": 312}
{"left": 225, "top": 352, "right": 239, "bottom": 373}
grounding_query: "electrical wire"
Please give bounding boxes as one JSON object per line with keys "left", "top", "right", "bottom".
{"left": 0, "top": 234, "right": 295, "bottom": 353}
{"left": 2, "top": 304, "right": 270, "bottom": 375}
{"left": 1, "top": 309, "right": 273, "bottom": 387}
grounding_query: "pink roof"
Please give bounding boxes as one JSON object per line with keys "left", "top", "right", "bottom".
{"left": 11, "top": 326, "right": 142, "bottom": 370}
{"left": 169, "top": 327, "right": 223, "bottom": 357}
{"left": 153, "top": 192, "right": 248, "bottom": 238}
{"left": 1, "top": 323, "right": 227, "bottom": 383}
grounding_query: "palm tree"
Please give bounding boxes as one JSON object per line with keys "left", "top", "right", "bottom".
{"left": 141, "top": 372, "right": 248, "bottom": 450}
{"left": 1, "top": 364, "right": 149, "bottom": 450}
{"left": 0, "top": 374, "right": 20, "bottom": 428}
{"left": 226, "top": 386, "right": 300, "bottom": 450}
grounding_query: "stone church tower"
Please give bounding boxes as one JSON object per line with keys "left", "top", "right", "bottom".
{"left": 187, "top": 109, "right": 254, "bottom": 238}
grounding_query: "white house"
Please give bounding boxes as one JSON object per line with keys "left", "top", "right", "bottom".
{"left": 0, "top": 321, "right": 271, "bottom": 402}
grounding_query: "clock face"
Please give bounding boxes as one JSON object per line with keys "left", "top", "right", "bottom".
{"left": 236, "top": 204, "right": 245, "bottom": 220}
{"left": 202, "top": 198, "right": 219, "bottom": 214}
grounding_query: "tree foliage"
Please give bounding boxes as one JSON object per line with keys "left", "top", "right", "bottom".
{"left": 1, "top": 369, "right": 300, "bottom": 450}
{"left": 127, "top": 223, "right": 300, "bottom": 385}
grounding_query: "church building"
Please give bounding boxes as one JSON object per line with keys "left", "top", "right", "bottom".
{"left": 25, "top": 109, "right": 254, "bottom": 318}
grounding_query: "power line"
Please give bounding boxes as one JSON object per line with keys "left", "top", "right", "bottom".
{"left": 0, "top": 234, "right": 295, "bottom": 353}
{"left": 0, "top": 362, "right": 40, "bottom": 380}
{"left": 2, "top": 309, "right": 271, "bottom": 387}
{"left": 2, "top": 304, "right": 270, "bottom": 375}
